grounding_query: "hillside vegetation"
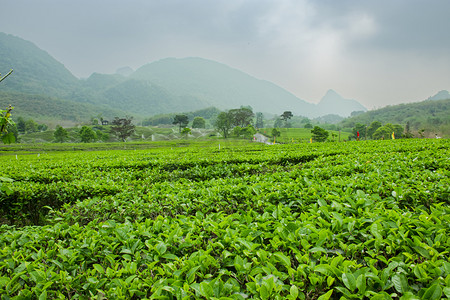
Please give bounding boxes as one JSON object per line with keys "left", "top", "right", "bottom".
{"left": 340, "top": 98, "right": 450, "bottom": 137}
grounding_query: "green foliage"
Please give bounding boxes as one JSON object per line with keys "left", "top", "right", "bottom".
{"left": 271, "top": 128, "right": 281, "bottom": 138}
{"left": 0, "top": 139, "right": 448, "bottom": 298}
{"left": 256, "top": 112, "right": 264, "bottom": 128}
{"left": 53, "top": 125, "right": 68, "bottom": 143}
{"left": 340, "top": 98, "right": 450, "bottom": 137}
{"left": 0, "top": 33, "right": 78, "bottom": 97}
{"left": 367, "top": 121, "right": 382, "bottom": 138}
{"left": 214, "top": 112, "right": 232, "bottom": 138}
{"left": 280, "top": 111, "right": 293, "bottom": 128}
{"left": 352, "top": 123, "right": 367, "bottom": 140}
{"left": 192, "top": 117, "right": 206, "bottom": 129}
{"left": 79, "top": 126, "right": 97, "bottom": 143}
{"left": 228, "top": 107, "right": 254, "bottom": 127}
{"left": 173, "top": 114, "right": 189, "bottom": 133}
{"left": 181, "top": 127, "right": 191, "bottom": 137}
{"left": 0, "top": 91, "right": 123, "bottom": 125}
{"left": 311, "top": 126, "right": 329, "bottom": 142}
{"left": 0, "top": 105, "right": 15, "bottom": 144}
{"left": 111, "top": 116, "right": 136, "bottom": 142}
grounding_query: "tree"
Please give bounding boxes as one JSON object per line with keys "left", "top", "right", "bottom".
{"left": 16, "top": 117, "right": 26, "bottom": 133}
{"left": 271, "top": 128, "right": 281, "bottom": 139}
{"left": 111, "top": 116, "right": 136, "bottom": 142}
{"left": 274, "top": 118, "right": 283, "bottom": 128}
{"left": 79, "top": 126, "right": 97, "bottom": 143}
{"left": 228, "top": 107, "right": 254, "bottom": 127}
{"left": 311, "top": 126, "right": 329, "bottom": 142}
{"left": 304, "top": 122, "right": 313, "bottom": 129}
{"left": 192, "top": 117, "right": 206, "bottom": 129}
{"left": 367, "top": 121, "right": 382, "bottom": 139}
{"left": 372, "top": 124, "right": 399, "bottom": 140}
{"left": 54, "top": 125, "right": 68, "bottom": 143}
{"left": 392, "top": 124, "right": 404, "bottom": 139}
{"left": 280, "top": 111, "right": 293, "bottom": 127}
{"left": 96, "top": 130, "right": 110, "bottom": 142}
{"left": 352, "top": 123, "right": 366, "bottom": 140}
{"left": 255, "top": 112, "right": 264, "bottom": 129}
{"left": 37, "top": 123, "right": 48, "bottom": 132}
{"left": 404, "top": 121, "right": 414, "bottom": 138}
{"left": 173, "top": 114, "right": 189, "bottom": 133}
{"left": 214, "top": 112, "right": 232, "bottom": 138}
{"left": 25, "top": 119, "right": 38, "bottom": 133}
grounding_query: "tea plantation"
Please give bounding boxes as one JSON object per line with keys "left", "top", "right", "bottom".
{"left": 0, "top": 139, "right": 449, "bottom": 299}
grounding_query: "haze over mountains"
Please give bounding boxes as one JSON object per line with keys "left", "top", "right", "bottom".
{"left": 0, "top": 32, "right": 369, "bottom": 121}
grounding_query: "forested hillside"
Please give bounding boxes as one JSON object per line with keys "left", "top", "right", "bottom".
{"left": 340, "top": 98, "right": 450, "bottom": 136}
{"left": 0, "top": 33, "right": 79, "bottom": 97}
{"left": 0, "top": 91, "right": 123, "bottom": 125}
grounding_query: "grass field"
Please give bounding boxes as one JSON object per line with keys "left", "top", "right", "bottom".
{"left": 0, "top": 139, "right": 449, "bottom": 299}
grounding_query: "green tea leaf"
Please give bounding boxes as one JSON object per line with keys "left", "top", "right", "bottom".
{"left": 273, "top": 252, "right": 291, "bottom": 269}
{"left": 356, "top": 273, "right": 366, "bottom": 294}
{"left": 392, "top": 273, "right": 408, "bottom": 294}
{"left": 260, "top": 284, "right": 269, "bottom": 300}
{"left": 199, "top": 282, "right": 214, "bottom": 298}
{"left": 290, "top": 285, "right": 299, "bottom": 299}
{"left": 421, "top": 284, "right": 442, "bottom": 300}
{"left": 317, "top": 289, "right": 333, "bottom": 300}
{"left": 156, "top": 242, "right": 167, "bottom": 255}
{"left": 342, "top": 272, "right": 356, "bottom": 292}
{"left": 93, "top": 264, "right": 104, "bottom": 274}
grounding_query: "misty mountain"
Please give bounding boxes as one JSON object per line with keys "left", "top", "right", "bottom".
{"left": 0, "top": 32, "right": 79, "bottom": 97}
{"left": 1, "top": 32, "right": 368, "bottom": 121}
{"left": 317, "top": 89, "right": 367, "bottom": 117}
{"left": 131, "top": 57, "right": 318, "bottom": 116}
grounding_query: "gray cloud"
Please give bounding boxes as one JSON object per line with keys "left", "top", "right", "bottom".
{"left": 1, "top": 0, "right": 449, "bottom": 107}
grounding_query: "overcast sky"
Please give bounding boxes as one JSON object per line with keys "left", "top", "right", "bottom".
{"left": 2, "top": 0, "right": 450, "bottom": 108}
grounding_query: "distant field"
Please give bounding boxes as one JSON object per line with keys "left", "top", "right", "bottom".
{"left": 260, "top": 128, "right": 352, "bottom": 143}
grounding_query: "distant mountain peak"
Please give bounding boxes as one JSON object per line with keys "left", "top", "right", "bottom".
{"left": 427, "top": 90, "right": 450, "bottom": 101}
{"left": 317, "top": 89, "right": 367, "bottom": 117}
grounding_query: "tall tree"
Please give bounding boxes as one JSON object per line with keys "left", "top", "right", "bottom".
{"left": 352, "top": 123, "right": 367, "bottom": 140}
{"left": 311, "top": 126, "right": 329, "bottom": 142}
{"left": 192, "top": 116, "right": 206, "bottom": 129}
{"left": 214, "top": 112, "right": 232, "bottom": 138}
{"left": 111, "top": 116, "right": 136, "bottom": 142}
{"left": 54, "top": 125, "right": 68, "bottom": 143}
{"left": 228, "top": 107, "right": 254, "bottom": 127}
{"left": 79, "top": 126, "right": 97, "bottom": 143}
{"left": 173, "top": 114, "right": 189, "bottom": 133}
{"left": 255, "top": 112, "right": 264, "bottom": 129}
{"left": 367, "top": 121, "right": 382, "bottom": 139}
{"left": 280, "top": 111, "right": 293, "bottom": 122}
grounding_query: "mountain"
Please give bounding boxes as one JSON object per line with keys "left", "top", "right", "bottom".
{"left": 131, "top": 57, "right": 317, "bottom": 116}
{"left": 0, "top": 91, "right": 123, "bottom": 124}
{"left": 1, "top": 32, "right": 369, "bottom": 121}
{"left": 0, "top": 32, "right": 79, "bottom": 97}
{"left": 316, "top": 89, "right": 367, "bottom": 117}
{"left": 427, "top": 90, "right": 450, "bottom": 101}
